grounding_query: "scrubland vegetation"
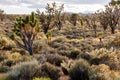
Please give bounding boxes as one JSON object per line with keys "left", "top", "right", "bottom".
{"left": 0, "top": 0, "right": 120, "bottom": 80}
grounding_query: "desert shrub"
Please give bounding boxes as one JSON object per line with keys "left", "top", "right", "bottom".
{"left": 41, "top": 62, "right": 62, "bottom": 80}
{"left": 68, "top": 48, "right": 81, "bottom": 59}
{"left": 19, "top": 55, "right": 33, "bottom": 62}
{"left": 33, "top": 77, "right": 51, "bottom": 80}
{"left": 51, "top": 36, "right": 67, "bottom": 43}
{"left": 0, "top": 36, "right": 15, "bottom": 50}
{"left": 2, "top": 55, "right": 33, "bottom": 67}
{"left": 78, "top": 52, "right": 91, "bottom": 61}
{"left": 0, "top": 65, "right": 10, "bottom": 73}
{"left": 7, "top": 60, "right": 41, "bottom": 80}
{"left": 51, "top": 42, "right": 63, "bottom": 48}
{"left": 35, "top": 54, "right": 47, "bottom": 64}
{"left": 46, "top": 54, "right": 68, "bottom": 66}
{"left": 90, "top": 48, "right": 120, "bottom": 70}
{"left": 61, "top": 59, "right": 74, "bottom": 75}
{"left": 1, "top": 52, "right": 27, "bottom": 67}
{"left": 69, "top": 59, "right": 90, "bottom": 80}
{"left": 89, "top": 64, "right": 120, "bottom": 80}
{"left": 0, "top": 51, "right": 10, "bottom": 62}
{"left": 8, "top": 52, "right": 21, "bottom": 60}
{"left": 40, "top": 47, "right": 56, "bottom": 54}
{"left": 111, "top": 33, "right": 120, "bottom": 47}
{"left": 2, "top": 59, "right": 16, "bottom": 67}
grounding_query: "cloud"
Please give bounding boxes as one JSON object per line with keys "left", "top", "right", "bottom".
{"left": 64, "top": 4, "right": 105, "bottom": 13}
{"left": 28, "top": 4, "right": 45, "bottom": 9}
{"left": 0, "top": 0, "right": 19, "bottom": 5}
{"left": 0, "top": 0, "right": 111, "bottom": 14}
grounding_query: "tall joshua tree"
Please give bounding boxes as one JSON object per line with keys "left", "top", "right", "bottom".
{"left": 36, "top": 2, "right": 64, "bottom": 34}
{"left": 98, "top": 0, "right": 120, "bottom": 34}
{"left": 13, "top": 12, "right": 39, "bottom": 55}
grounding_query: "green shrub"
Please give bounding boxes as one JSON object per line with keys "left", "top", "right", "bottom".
{"left": 69, "top": 59, "right": 90, "bottom": 80}
{"left": 7, "top": 60, "right": 41, "bottom": 80}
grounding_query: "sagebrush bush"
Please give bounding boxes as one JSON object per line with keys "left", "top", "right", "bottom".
{"left": 69, "top": 59, "right": 90, "bottom": 80}
{"left": 46, "top": 54, "right": 68, "bottom": 66}
{"left": 51, "top": 36, "right": 67, "bottom": 43}
{"left": 7, "top": 60, "right": 41, "bottom": 80}
{"left": 89, "top": 64, "right": 120, "bottom": 80}
{"left": 35, "top": 54, "right": 47, "bottom": 64}
{"left": 41, "top": 62, "right": 62, "bottom": 80}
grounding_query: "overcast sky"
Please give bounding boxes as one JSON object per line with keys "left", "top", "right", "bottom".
{"left": 0, "top": 0, "right": 111, "bottom": 14}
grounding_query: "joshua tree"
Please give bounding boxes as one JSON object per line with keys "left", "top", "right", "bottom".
{"left": 0, "top": 9, "right": 4, "bottom": 21}
{"left": 36, "top": 2, "right": 64, "bottom": 34}
{"left": 110, "top": 0, "right": 120, "bottom": 5}
{"left": 97, "top": 1, "right": 120, "bottom": 34}
{"left": 105, "top": 4, "right": 119, "bottom": 34}
{"left": 70, "top": 13, "right": 78, "bottom": 26}
{"left": 12, "top": 12, "right": 39, "bottom": 55}
{"left": 80, "top": 18, "right": 86, "bottom": 38}
{"left": 85, "top": 14, "right": 98, "bottom": 37}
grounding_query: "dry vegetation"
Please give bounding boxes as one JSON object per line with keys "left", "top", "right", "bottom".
{"left": 0, "top": 0, "right": 120, "bottom": 80}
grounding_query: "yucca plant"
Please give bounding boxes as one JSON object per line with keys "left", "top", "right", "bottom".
{"left": 13, "top": 12, "right": 39, "bottom": 55}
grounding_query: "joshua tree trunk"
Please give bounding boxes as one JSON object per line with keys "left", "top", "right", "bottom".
{"left": 28, "top": 45, "right": 33, "bottom": 55}
{"left": 111, "top": 27, "right": 115, "bottom": 34}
